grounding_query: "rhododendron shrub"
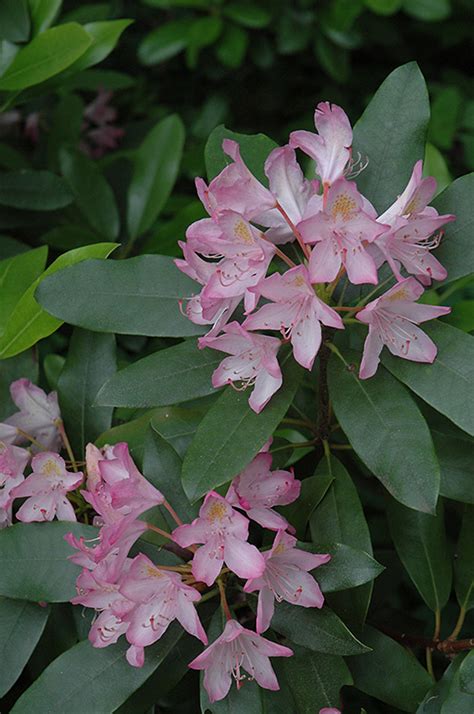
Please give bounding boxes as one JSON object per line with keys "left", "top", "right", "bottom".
{"left": 0, "top": 60, "right": 473, "bottom": 714}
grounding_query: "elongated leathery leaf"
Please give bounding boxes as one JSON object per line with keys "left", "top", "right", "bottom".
{"left": 328, "top": 350, "right": 440, "bottom": 513}
{"left": 181, "top": 352, "right": 303, "bottom": 502}
{"left": 353, "top": 61, "right": 430, "bottom": 212}
{"left": 387, "top": 499, "right": 452, "bottom": 612}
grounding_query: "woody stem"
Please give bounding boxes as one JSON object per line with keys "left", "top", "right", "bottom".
{"left": 217, "top": 578, "right": 232, "bottom": 621}
{"left": 147, "top": 523, "right": 174, "bottom": 541}
{"left": 260, "top": 233, "right": 296, "bottom": 268}
{"left": 163, "top": 499, "right": 183, "bottom": 527}
{"left": 275, "top": 202, "right": 311, "bottom": 259}
{"left": 16, "top": 428, "right": 48, "bottom": 451}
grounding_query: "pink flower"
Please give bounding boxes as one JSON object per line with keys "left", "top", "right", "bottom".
{"left": 0, "top": 424, "right": 18, "bottom": 445}
{"left": 189, "top": 618, "right": 293, "bottom": 703}
{"left": 226, "top": 453, "right": 300, "bottom": 530}
{"left": 88, "top": 608, "right": 130, "bottom": 650}
{"left": 118, "top": 554, "right": 207, "bottom": 666}
{"left": 357, "top": 277, "right": 451, "bottom": 379}
{"left": 201, "top": 322, "right": 283, "bottom": 414}
{"left": 196, "top": 139, "right": 275, "bottom": 220}
{"left": 13, "top": 452, "right": 82, "bottom": 522}
{"left": 3, "top": 379, "right": 61, "bottom": 452}
{"left": 320, "top": 709, "right": 341, "bottom": 714}
{"left": 0, "top": 442, "right": 29, "bottom": 528}
{"left": 289, "top": 102, "right": 352, "bottom": 187}
{"left": 298, "top": 178, "right": 387, "bottom": 285}
{"left": 66, "top": 515, "right": 147, "bottom": 571}
{"left": 243, "top": 265, "right": 343, "bottom": 370}
{"left": 71, "top": 556, "right": 130, "bottom": 610}
{"left": 172, "top": 492, "right": 265, "bottom": 586}
{"left": 257, "top": 145, "right": 319, "bottom": 244}
{"left": 244, "top": 531, "right": 330, "bottom": 633}
{"left": 82, "top": 442, "right": 164, "bottom": 525}
{"left": 377, "top": 160, "right": 438, "bottom": 227}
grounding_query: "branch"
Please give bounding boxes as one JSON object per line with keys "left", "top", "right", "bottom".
{"left": 316, "top": 328, "right": 331, "bottom": 442}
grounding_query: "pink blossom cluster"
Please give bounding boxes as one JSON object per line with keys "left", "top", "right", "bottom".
{"left": 0, "top": 379, "right": 82, "bottom": 526}
{"left": 64, "top": 441, "right": 330, "bottom": 703}
{"left": 176, "top": 102, "right": 453, "bottom": 412}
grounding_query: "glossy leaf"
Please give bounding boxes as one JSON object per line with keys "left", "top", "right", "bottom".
{"left": 454, "top": 506, "right": 474, "bottom": 612}
{"left": 311, "top": 542, "right": 384, "bottom": 593}
{"left": 280, "top": 472, "right": 333, "bottom": 539}
{"left": 69, "top": 19, "right": 133, "bottom": 72}
{"left": 205, "top": 125, "right": 277, "bottom": 183}
{"left": 59, "top": 148, "right": 120, "bottom": 240}
{"left": 283, "top": 646, "right": 351, "bottom": 712}
{"left": 0, "top": 243, "right": 117, "bottom": 359}
{"left": 459, "top": 652, "right": 474, "bottom": 695}
{"left": 143, "top": 427, "right": 198, "bottom": 523}
{"left": 433, "top": 173, "right": 474, "bottom": 283}
{"left": 329, "top": 352, "right": 439, "bottom": 513}
{"left": 271, "top": 601, "right": 370, "bottom": 655}
{"left": 0, "top": 522, "right": 97, "bottom": 603}
{"left": 0, "top": 597, "right": 50, "bottom": 697}
{"left": 426, "top": 409, "right": 474, "bottom": 504}
{"left": 0, "top": 1, "right": 30, "bottom": 43}
{"left": 0, "top": 246, "right": 48, "bottom": 332}
{"left": 418, "top": 653, "right": 473, "bottom": 713}
{"left": 36, "top": 255, "right": 203, "bottom": 338}
{"left": 0, "top": 350, "right": 38, "bottom": 420}
{"left": 28, "top": 0, "right": 63, "bottom": 36}
{"left": 383, "top": 322, "right": 474, "bottom": 437}
{"left": 403, "top": 0, "right": 451, "bottom": 22}
{"left": 349, "top": 626, "right": 432, "bottom": 711}
{"left": 138, "top": 19, "right": 193, "bottom": 65}
{"left": 58, "top": 328, "right": 116, "bottom": 455}
{"left": 11, "top": 623, "right": 184, "bottom": 714}
{"left": 127, "top": 115, "right": 185, "bottom": 240}
{"left": 96, "top": 340, "right": 219, "bottom": 408}
{"left": 0, "top": 23, "right": 92, "bottom": 90}
{"left": 181, "top": 353, "right": 303, "bottom": 502}
{"left": 0, "top": 170, "right": 73, "bottom": 210}
{"left": 387, "top": 499, "right": 452, "bottom": 611}
{"left": 353, "top": 62, "right": 430, "bottom": 212}
{"left": 224, "top": 3, "right": 272, "bottom": 28}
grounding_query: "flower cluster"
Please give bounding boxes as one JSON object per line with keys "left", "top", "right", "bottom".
{"left": 176, "top": 102, "right": 453, "bottom": 411}
{"left": 64, "top": 439, "right": 329, "bottom": 703}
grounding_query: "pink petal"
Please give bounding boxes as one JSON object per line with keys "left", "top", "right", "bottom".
{"left": 264, "top": 145, "right": 312, "bottom": 224}
{"left": 344, "top": 244, "right": 378, "bottom": 285}
{"left": 256, "top": 585, "right": 275, "bottom": 633}
{"left": 192, "top": 537, "right": 225, "bottom": 586}
{"left": 248, "top": 369, "right": 282, "bottom": 414}
{"left": 359, "top": 327, "right": 384, "bottom": 380}
{"left": 56, "top": 496, "right": 77, "bottom": 522}
{"left": 224, "top": 534, "right": 265, "bottom": 579}
{"left": 246, "top": 506, "right": 289, "bottom": 531}
{"left": 176, "top": 589, "right": 208, "bottom": 644}
{"left": 385, "top": 318, "right": 439, "bottom": 363}
{"left": 308, "top": 238, "right": 341, "bottom": 283}
{"left": 291, "top": 308, "right": 322, "bottom": 370}
{"left": 126, "top": 645, "right": 145, "bottom": 668}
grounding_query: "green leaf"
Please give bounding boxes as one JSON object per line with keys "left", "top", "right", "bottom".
{"left": 0, "top": 0, "right": 30, "bottom": 42}
{"left": 11, "top": 623, "right": 184, "bottom": 714}
{"left": 432, "top": 174, "right": 474, "bottom": 283}
{"left": 127, "top": 115, "right": 185, "bottom": 241}
{"left": 429, "top": 87, "right": 462, "bottom": 150}
{"left": 59, "top": 148, "right": 120, "bottom": 240}
{"left": 143, "top": 427, "right": 198, "bottom": 524}
{"left": 312, "top": 542, "right": 384, "bottom": 593}
{"left": 418, "top": 653, "right": 473, "bottom": 713}
{"left": 215, "top": 24, "right": 248, "bottom": 69}
{"left": 0, "top": 246, "right": 48, "bottom": 333}
{"left": 0, "top": 522, "right": 97, "bottom": 602}
{"left": 424, "top": 143, "right": 451, "bottom": 195}
{"left": 0, "top": 170, "right": 73, "bottom": 210}
{"left": 403, "top": 0, "right": 451, "bottom": 21}
{"left": 28, "top": 0, "right": 63, "bottom": 36}
{"left": 382, "top": 322, "right": 474, "bottom": 437}
{"left": 58, "top": 328, "right": 116, "bottom": 455}
{"left": 185, "top": 16, "right": 222, "bottom": 69}
{"left": 353, "top": 62, "right": 430, "bottom": 212}
{"left": 0, "top": 350, "right": 38, "bottom": 420}
{"left": 387, "top": 499, "right": 452, "bottom": 611}
{"left": 224, "top": 3, "right": 272, "bottom": 28}
{"left": 279, "top": 472, "right": 333, "bottom": 539}
{"left": 138, "top": 19, "right": 193, "bottom": 65}
{"left": 43, "top": 353, "right": 65, "bottom": 391}
{"left": 314, "top": 34, "right": 350, "bottom": 84}
{"left": 205, "top": 125, "right": 277, "bottom": 183}
{"left": 35, "top": 254, "right": 203, "bottom": 338}
{"left": 181, "top": 353, "right": 303, "bottom": 502}
{"left": 283, "top": 645, "right": 352, "bottom": 712}
{"left": 349, "top": 625, "right": 432, "bottom": 711}
{"left": 0, "top": 243, "right": 117, "bottom": 359}
{"left": 328, "top": 352, "right": 440, "bottom": 513}
{"left": 459, "top": 652, "right": 474, "bottom": 694}
{"left": 426, "top": 409, "right": 474, "bottom": 504}
{"left": 0, "top": 23, "right": 92, "bottom": 90}
{"left": 444, "top": 301, "right": 474, "bottom": 333}
{"left": 364, "top": 0, "right": 402, "bottom": 15}
{"left": 0, "top": 597, "right": 50, "bottom": 697}
{"left": 309, "top": 455, "right": 373, "bottom": 625}
{"left": 271, "top": 601, "right": 370, "bottom": 655}
{"left": 67, "top": 19, "right": 133, "bottom": 72}
{"left": 96, "top": 340, "right": 220, "bottom": 408}
{"left": 454, "top": 506, "right": 474, "bottom": 612}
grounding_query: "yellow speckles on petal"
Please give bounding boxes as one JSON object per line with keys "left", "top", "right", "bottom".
{"left": 234, "top": 219, "right": 254, "bottom": 245}
{"left": 385, "top": 287, "right": 410, "bottom": 303}
{"left": 146, "top": 565, "right": 164, "bottom": 578}
{"left": 207, "top": 501, "right": 228, "bottom": 523}
{"left": 273, "top": 543, "right": 287, "bottom": 555}
{"left": 40, "top": 459, "right": 61, "bottom": 476}
{"left": 292, "top": 275, "right": 306, "bottom": 288}
{"left": 404, "top": 196, "right": 420, "bottom": 215}
{"left": 331, "top": 193, "right": 357, "bottom": 221}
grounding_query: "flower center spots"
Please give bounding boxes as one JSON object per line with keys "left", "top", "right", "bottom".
{"left": 384, "top": 287, "right": 410, "bottom": 303}
{"left": 404, "top": 196, "right": 420, "bottom": 215}
{"left": 273, "top": 543, "right": 287, "bottom": 555}
{"left": 331, "top": 193, "right": 357, "bottom": 221}
{"left": 292, "top": 275, "right": 306, "bottom": 288}
{"left": 41, "top": 459, "right": 62, "bottom": 477}
{"left": 146, "top": 565, "right": 164, "bottom": 578}
{"left": 207, "top": 501, "right": 228, "bottom": 523}
{"left": 234, "top": 220, "right": 254, "bottom": 245}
